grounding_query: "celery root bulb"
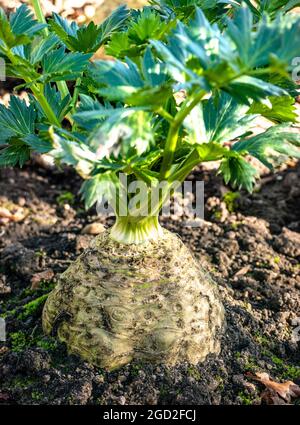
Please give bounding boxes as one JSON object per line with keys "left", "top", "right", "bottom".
{"left": 42, "top": 228, "right": 225, "bottom": 369}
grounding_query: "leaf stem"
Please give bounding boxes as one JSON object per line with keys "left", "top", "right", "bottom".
{"left": 70, "top": 77, "right": 82, "bottom": 119}
{"left": 159, "top": 90, "right": 206, "bottom": 180}
{"left": 155, "top": 107, "right": 174, "bottom": 123}
{"left": 33, "top": 85, "right": 61, "bottom": 126}
{"left": 31, "top": 0, "right": 48, "bottom": 36}
{"left": 5, "top": 48, "right": 60, "bottom": 126}
{"left": 30, "top": 0, "right": 72, "bottom": 116}
{"left": 168, "top": 149, "right": 201, "bottom": 183}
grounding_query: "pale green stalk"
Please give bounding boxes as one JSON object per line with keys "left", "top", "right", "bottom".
{"left": 31, "top": 0, "right": 72, "bottom": 122}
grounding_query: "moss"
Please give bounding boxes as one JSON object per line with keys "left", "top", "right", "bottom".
{"left": 1, "top": 308, "right": 16, "bottom": 319}
{"left": 254, "top": 332, "right": 271, "bottom": 348}
{"left": 35, "top": 336, "right": 58, "bottom": 351}
{"left": 39, "top": 280, "right": 55, "bottom": 292}
{"left": 31, "top": 390, "right": 43, "bottom": 401}
{"left": 130, "top": 362, "right": 144, "bottom": 377}
{"left": 261, "top": 350, "right": 300, "bottom": 380}
{"left": 216, "top": 376, "right": 224, "bottom": 391}
{"left": 244, "top": 356, "right": 259, "bottom": 372}
{"left": 10, "top": 376, "right": 37, "bottom": 389}
{"left": 18, "top": 294, "right": 49, "bottom": 320}
{"left": 10, "top": 331, "right": 28, "bottom": 352}
{"left": 271, "top": 355, "right": 300, "bottom": 380}
{"left": 159, "top": 386, "right": 169, "bottom": 397}
{"left": 34, "top": 249, "right": 47, "bottom": 258}
{"left": 56, "top": 191, "right": 75, "bottom": 206}
{"left": 213, "top": 210, "right": 222, "bottom": 220}
{"left": 187, "top": 366, "right": 201, "bottom": 380}
{"left": 238, "top": 391, "right": 253, "bottom": 405}
{"left": 223, "top": 191, "right": 240, "bottom": 213}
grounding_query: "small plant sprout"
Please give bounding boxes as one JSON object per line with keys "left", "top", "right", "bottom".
{"left": 1, "top": 1, "right": 300, "bottom": 368}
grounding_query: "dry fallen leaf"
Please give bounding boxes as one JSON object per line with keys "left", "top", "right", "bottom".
{"left": 247, "top": 372, "right": 300, "bottom": 403}
{"left": 260, "top": 389, "right": 287, "bottom": 405}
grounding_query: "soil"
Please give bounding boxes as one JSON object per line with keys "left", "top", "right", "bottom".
{"left": 0, "top": 160, "right": 299, "bottom": 405}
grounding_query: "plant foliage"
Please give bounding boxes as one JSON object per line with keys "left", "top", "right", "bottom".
{"left": 0, "top": 1, "right": 300, "bottom": 208}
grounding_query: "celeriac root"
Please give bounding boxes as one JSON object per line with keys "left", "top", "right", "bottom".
{"left": 43, "top": 228, "right": 225, "bottom": 369}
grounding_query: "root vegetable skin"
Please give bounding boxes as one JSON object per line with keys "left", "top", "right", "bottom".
{"left": 43, "top": 228, "right": 225, "bottom": 369}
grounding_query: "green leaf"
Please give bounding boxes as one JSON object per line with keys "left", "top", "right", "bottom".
{"left": 129, "top": 8, "right": 173, "bottom": 42}
{"left": 105, "top": 32, "right": 132, "bottom": 58}
{"left": 88, "top": 49, "right": 171, "bottom": 106}
{"left": 10, "top": 4, "right": 46, "bottom": 37}
{"left": 105, "top": 8, "right": 175, "bottom": 60}
{"left": 49, "top": 5, "right": 128, "bottom": 53}
{"left": 29, "top": 35, "right": 60, "bottom": 64}
{"left": 0, "top": 96, "right": 36, "bottom": 142}
{"left": 0, "top": 141, "right": 30, "bottom": 167}
{"left": 88, "top": 58, "right": 144, "bottom": 101}
{"left": 151, "top": 6, "right": 300, "bottom": 101}
{"left": 41, "top": 47, "right": 92, "bottom": 81}
{"left": 151, "top": 0, "right": 233, "bottom": 23}
{"left": 97, "top": 5, "right": 129, "bottom": 46}
{"left": 233, "top": 0, "right": 300, "bottom": 19}
{"left": 73, "top": 96, "right": 115, "bottom": 132}
{"left": 43, "top": 84, "right": 71, "bottom": 122}
{"left": 23, "top": 134, "right": 52, "bottom": 154}
{"left": 49, "top": 130, "right": 98, "bottom": 177}
{"left": 0, "top": 5, "right": 46, "bottom": 49}
{"left": 227, "top": 6, "right": 300, "bottom": 68}
{"left": 88, "top": 109, "right": 155, "bottom": 158}
{"left": 195, "top": 142, "right": 231, "bottom": 161}
{"left": 232, "top": 125, "right": 300, "bottom": 169}
{"left": 80, "top": 172, "right": 119, "bottom": 209}
{"left": 225, "top": 75, "right": 287, "bottom": 104}
{"left": 184, "top": 92, "right": 257, "bottom": 144}
{"left": 248, "top": 96, "right": 298, "bottom": 123}
{"left": 218, "top": 155, "right": 259, "bottom": 192}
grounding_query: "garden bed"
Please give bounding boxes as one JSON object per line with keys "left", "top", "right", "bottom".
{"left": 0, "top": 160, "right": 299, "bottom": 405}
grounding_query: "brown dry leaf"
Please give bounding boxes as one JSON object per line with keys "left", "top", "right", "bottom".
{"left": 247, "top": 372, "right": 300, "bottom": 403}
{"left": 260, "top": 389, "right": 288, "bottom": 405}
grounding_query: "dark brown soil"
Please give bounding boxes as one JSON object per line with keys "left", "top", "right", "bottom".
{"left": 0, "top": 161, "right": 299, "bottom": 405}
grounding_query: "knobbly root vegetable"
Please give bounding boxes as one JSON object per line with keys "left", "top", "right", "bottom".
{"left": 42, "top": 228, "right": 225, "bottom": 369}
